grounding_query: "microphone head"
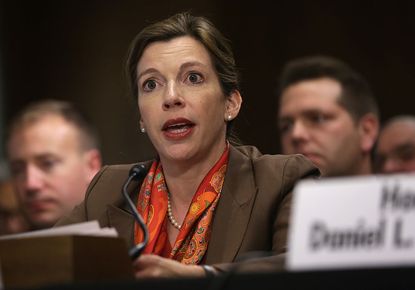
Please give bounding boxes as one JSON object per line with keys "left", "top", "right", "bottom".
{"left": 129, "top": 164, "right": 147, "bottom": 180}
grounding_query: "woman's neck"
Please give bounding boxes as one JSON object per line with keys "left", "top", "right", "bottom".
{"left": 161, "top": 142, "right": 227, "bottom": 205}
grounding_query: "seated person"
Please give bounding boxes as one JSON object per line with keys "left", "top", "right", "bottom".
{"left": 276, "top": 56, "right": 379, "bottom": 177}
{"left": 6, "top": 100, "right": 102, "bottom": 230}
{"left": 56, "top": 12, "right": 319, "bottom": 278}
{"left": 375, "top": 115, "right": 415, "bottom": 173}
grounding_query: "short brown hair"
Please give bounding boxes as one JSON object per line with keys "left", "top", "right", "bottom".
{"left": 277, "top": 55, "right": 379, "bottom": 122}
{"left": 7, "top": 99, "right": 100, "bottom": 152}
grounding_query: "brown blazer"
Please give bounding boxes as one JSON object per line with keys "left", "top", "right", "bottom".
{"left": 56, "top": 145, "right": 319, "bottom": 272}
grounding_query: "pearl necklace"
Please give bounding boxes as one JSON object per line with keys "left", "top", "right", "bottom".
{"left": 167, "top": 194, "right": 182, "bottom": 230}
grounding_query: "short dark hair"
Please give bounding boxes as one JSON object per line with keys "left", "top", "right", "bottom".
{"left": 7, "top": 99, "right": 100, "bottom": 152}
{"left": 277, "top": 55, "right": 379, "bottom": 121}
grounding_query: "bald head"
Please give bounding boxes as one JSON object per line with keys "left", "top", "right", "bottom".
{"left": 376, "top": 116, "right": 415, "bottom": 174}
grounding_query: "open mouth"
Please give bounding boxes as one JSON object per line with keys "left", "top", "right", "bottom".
{"left": 162, "top": 118, "right": 195, "bottom": 138}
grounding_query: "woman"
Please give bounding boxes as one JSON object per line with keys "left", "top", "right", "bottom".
{"left": 56, "top": 12, "right": 319, "bottom": 278}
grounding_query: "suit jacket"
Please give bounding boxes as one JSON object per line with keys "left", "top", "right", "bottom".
{"left": 56, "top": 145, "right": 319, "bottom": 272}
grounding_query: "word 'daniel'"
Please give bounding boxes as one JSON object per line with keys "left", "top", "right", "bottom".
{"left": 287, "top": 174, "right": 415, "bottom": 270}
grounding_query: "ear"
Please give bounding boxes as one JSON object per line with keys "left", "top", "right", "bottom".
{"left": 83, "top": 149, "right": 102, "bottom": 181}
{"left": 225, "top": 90, "right": 243, "bottom": 121}
{"left": 358, "top": 113, "right": 380, "bottom": 153}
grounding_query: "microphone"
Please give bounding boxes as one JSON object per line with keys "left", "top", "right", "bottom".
{"left": 122, "top": 164, "right": 149, "bottom": 260}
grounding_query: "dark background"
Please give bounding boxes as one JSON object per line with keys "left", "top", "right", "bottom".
{"left": 1, "top": 0, "right": 414, "bottom": 167}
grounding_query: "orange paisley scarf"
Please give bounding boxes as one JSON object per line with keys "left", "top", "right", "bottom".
{"left": 134, "top": 146, "right": 229, "bottom": 264}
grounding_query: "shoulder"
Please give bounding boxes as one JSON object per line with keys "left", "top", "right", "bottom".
{"left": 90, "top": 161, "right": 152, "bottom": 186}
{"left": 95, "top": 164, "right": 135, "bottom": 178}
{"left": 232, "top": 145, "right": 318, "bottom": 172}
{"left": 88, "top": 164, "right": 136, "bottom": 190}
{"left": 231, "top": 145, "right": 320, "bottom": 186}
{"left": 85, "top": 161, "right": 153, "bottom": 203}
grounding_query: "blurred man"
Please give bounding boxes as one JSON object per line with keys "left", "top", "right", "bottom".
{"left": 375, "top": 115, "right": 415, "bottom": 173}
{"left": 6, "top": 100, "right": 102, "bottom": 230}
{"left": 277, "top": 55, "right": 379, "bottom": 177}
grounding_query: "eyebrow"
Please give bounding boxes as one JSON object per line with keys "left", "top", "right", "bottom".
{"left": 179, "top": 61, "right": 207, "bottom": 72}
{"left": 137, "top": 68, "right": 159, "bottom": 82}
{"left": 279, "top": 109, "right": 326, "bottom": 119}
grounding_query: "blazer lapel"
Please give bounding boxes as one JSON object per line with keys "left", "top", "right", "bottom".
{"left": 106, "top": 205, "right": 135, "bottom": 248}
{"left": 206, "top": 146, "right": 258, "bottom": 264}
{"left": 102, "top": 175, "right": 144, "bottom": 249}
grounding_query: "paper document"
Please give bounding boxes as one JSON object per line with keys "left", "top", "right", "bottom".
{"left": 0, "top": 221, "right": 118, "bottom": 240}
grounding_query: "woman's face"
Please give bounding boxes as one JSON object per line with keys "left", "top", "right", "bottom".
{"left": 136, "top": 36, "right": 240, "bottom": 165}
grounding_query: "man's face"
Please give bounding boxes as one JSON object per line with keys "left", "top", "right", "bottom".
{"left": 7, "top": 115, "right": 97, "bottom": 229}
{"left": 376, "top": 120, "right": 415, "bottom": 173}
{"left": 278, "top": 78, "right": 364, "bottom": 177}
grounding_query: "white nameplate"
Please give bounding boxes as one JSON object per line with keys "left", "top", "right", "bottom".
{"left": 287, "top": 174, "right": 415, "bottom": 270}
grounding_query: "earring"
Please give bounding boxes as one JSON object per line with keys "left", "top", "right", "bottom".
{"left": 227, "top": 115, "right": 232, "bottom": 121}
{"left": 140, "top": 127, "right": 146, "bottom": 133}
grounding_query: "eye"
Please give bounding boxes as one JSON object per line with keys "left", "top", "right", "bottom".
{"left": 39, "top": 158, "right": 59, "bottom": 172}
{"left": 309, "top": 113, "right": 327, "bottom": 124}
{"left": 187, "top": 72, "right": 203, "bottom": 84}
{"left": 142, "top": 79, "right": 157, "bottom": 92}
{"left": 10, "top": 162, "right": 25, "bottom": 178}
{"left": 278, "top": 119, "right": 293, "bottom": 134}
{"left": 304, "top": 112, "right": 333, "bottom": 127}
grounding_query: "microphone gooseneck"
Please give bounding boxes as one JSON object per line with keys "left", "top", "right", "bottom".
{"left": 122, "top": 164, "right": 149, "bottom": 260}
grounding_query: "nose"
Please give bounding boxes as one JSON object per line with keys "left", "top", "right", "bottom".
{"left": 162, "top": 82, "right": 184, "bottom": 110}
{"left": 291, "top": 120, "right": 310, "bottom": 143}
{"left": 24, "top": 165, "right": 44, "bottom": 193}
{"left": 282, "top": 120, "right": 309, "bottom": 154}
